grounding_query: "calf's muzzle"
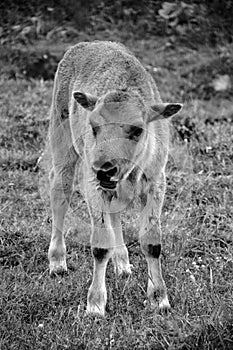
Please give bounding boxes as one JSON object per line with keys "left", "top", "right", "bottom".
{"left": 93, "top": 161, "right": 119, "bottom": 190}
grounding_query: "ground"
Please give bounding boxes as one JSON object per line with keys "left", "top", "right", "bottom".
{"left": 0, "top": 3, "right": 233, "bottom": 349}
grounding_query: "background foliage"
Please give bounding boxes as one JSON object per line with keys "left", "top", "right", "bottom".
{"left": 1, "top": 0, "right": 233, "bottom": 79}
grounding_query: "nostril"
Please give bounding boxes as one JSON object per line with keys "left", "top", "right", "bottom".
{"left": 97, "top": 170, "right": 106, "bottom": 182}
{"left": 92, "top": 160, "right": 114, "bottom": 173}
{"left": 97, "top": 166, "right": 118, "bottom": 181}
{"left": 106, "top": 166, "right": 118, "bottom": 177}
{"left": 101, "top": 162, "right": 114, "bottom": 171}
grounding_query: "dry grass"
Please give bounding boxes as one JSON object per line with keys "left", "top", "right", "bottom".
{"left": 0, "top": 39, "right": 233, "bottom": 349}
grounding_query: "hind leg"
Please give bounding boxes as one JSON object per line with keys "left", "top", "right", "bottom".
{"left": 47, "top": 58, "right": 80, "bottom": 275}
{"left": 48, "top": 157, "right": 77, "bottom": 275}
{"left": 48, "top": 120, "right": 78, "bottom": 275}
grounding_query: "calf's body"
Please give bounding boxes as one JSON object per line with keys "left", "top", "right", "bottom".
{"left": 48, "top": 41, "right": 182, "bottom": 315}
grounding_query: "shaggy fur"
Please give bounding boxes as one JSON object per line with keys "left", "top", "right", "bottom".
{"left": 47, "top": 41, "right": 182, "bottom": 316}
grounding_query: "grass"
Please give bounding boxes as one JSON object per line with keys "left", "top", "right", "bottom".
{"left": 0, "top": 38, "right": 233, "bottom": 349}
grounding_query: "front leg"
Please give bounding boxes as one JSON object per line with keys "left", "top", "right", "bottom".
{"left": 87, "top": 212, "right": 115, "bottom": 316}
{"left": 141, "top": 221, "right": 170, "bottom": 311}
{"left": 139, "top": 179, "right": 170, "bottom": 311}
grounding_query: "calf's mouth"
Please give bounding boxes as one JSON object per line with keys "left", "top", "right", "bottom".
{"left": 97, "top": 168, "right": 118, "bottom": 191}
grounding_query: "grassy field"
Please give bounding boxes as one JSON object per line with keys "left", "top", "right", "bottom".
{"left": 0, "top": 37, "right": 233, "bottom": 349}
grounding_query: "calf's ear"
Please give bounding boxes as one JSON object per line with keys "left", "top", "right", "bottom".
{"left": 148, "top": 103, "right": 183, "bottom": 122}
{"left": 73, "top": 91, "right": 97, "bottom": 111}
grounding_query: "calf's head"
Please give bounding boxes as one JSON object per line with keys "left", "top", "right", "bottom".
{"left": 73, "top": 90, "right": 182, "bottom": 192}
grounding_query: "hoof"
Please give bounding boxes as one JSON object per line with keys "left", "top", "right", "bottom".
{"left": 86, "top": 288, "right": 107, "bottom": 317}
{"left": 49, "top": 258, "right": 68, "bottom": 277}
{"left": 86, "top": 303, "right": 105, "bottom": 317}
{"left": 158, "top": 296, "right": 171, "bottom": 313}
{"left": 144, "top": 295, "right": 171, "bottom": 313}
{"left": 50, "top": 269, "right": 68, "bottom": 278}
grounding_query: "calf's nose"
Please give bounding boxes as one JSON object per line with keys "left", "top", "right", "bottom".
{"left": 93, "top": 160, "right": 119, "bottom": 190}
{"left": 93, "top": 159, "right": 117, "bottom": 173}
{"left": 96, "top": 163, "right": 118, "bottom": 181}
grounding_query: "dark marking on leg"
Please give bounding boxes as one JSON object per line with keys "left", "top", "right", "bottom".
{"left": 61, "top": 108, "right": 69, "bottom": 120}
{"left": 92, "top": 248, "right": 108, "bottom": 262}
{"left": 147, "top": 244, "right": 161, "bottom": 259}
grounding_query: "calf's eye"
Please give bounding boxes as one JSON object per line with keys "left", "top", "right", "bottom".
{"left": 128, "top": 126, "right": 143, "bottom": 140}
{"left": 92, "top": 126, "right": 99, "bottom": 137}
{"left": 133, "top": 127, "right": 143, "bottom": 137}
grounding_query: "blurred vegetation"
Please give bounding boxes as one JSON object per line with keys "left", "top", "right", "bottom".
{"left": 1, "top": 0, "right": 233, "bottom": 79}
{"left": 1, "top": 0, "right": 233, "bottom": 43}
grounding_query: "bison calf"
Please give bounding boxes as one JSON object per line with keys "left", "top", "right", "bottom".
{"left": 47, "top": 41, "right": 182, "bottom": 316}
